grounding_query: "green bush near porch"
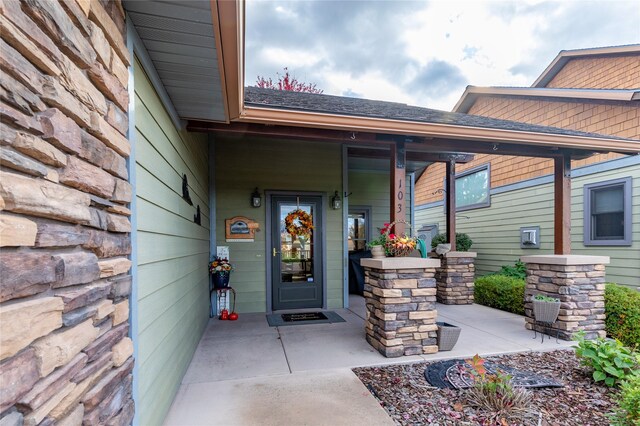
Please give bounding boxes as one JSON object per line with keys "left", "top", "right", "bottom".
{"left": 474, "top": 275, "right": 525, "bottom": 315}
{"left": 605, "top": 283, "right": 640, "bottom": 349}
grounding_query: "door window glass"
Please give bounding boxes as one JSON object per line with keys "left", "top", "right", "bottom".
{"left": 280, "top": 204, "right": 314, "bottom": 283}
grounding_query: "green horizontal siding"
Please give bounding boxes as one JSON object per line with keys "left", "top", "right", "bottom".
{"left": 348, "top": 170, "right": 412, "bottom": 239}
{"left": 415, "top": 163, "right": 640, "bottom": 288}
{"left": 134, "top": 56, "right": 210, "bottom": 426}
{"left": 215, "top": 138, "right": 343, "bottom": 312}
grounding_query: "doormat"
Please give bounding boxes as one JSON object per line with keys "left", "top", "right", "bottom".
{"left": 424, "top": 359, "right": 563, "bottom": 389}
{"left": 266, "top": 311, "right": 345, "bottom": 327}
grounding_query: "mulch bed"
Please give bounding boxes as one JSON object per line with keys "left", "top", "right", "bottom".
{"left": 353, "top": 350, "right": 617, "bottom": 426}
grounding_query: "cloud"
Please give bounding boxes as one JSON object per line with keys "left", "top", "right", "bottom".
{"left": 410, "top": 60, "right": 467, "bottom": 98}
{"left": 246, "top": 0, "right": 640, "bottom": 110}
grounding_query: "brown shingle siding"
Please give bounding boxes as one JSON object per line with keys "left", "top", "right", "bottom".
{"left": 547, "top": 55, "right": 640, "bottom": 89}
{"left": 416, "top": 96, "right": 638, "bottom": 204}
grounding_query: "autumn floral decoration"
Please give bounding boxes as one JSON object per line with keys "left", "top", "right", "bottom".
{"left": 209, "top": 257, "right": 233, "bottom": 274}
{"left": 383, "top": 220, "right": 418, "bottom": 257}
{"left": 285, "top": 209, "right": 314, "bottom": 237}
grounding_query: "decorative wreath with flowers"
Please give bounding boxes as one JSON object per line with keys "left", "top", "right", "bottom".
{"left": 285, "top": 209, "right": 314, "bottom": 237}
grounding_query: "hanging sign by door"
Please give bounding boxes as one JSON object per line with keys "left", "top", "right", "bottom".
{"left": 225, "top": 216, "right": 260, "bottom": 242}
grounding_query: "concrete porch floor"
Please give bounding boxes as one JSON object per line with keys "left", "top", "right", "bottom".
{"left": 163, "top": 296, "right": 573, "bottom": 425}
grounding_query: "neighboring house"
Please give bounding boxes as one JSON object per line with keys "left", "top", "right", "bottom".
{"left": 415, "top": 45, "right": 640, "bottom": 289}
{"left": 1, "top": 2, "right": 638, "bottom": 426}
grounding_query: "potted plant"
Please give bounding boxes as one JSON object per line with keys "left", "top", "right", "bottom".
{"left": 209, "top": 257, "right": 234, "bottom": 289}
{"left": 532, "top": 294, "right": 561, "bottom": 323}
{"left": 367, "top": 222, "right": 392, "bottom": 258}
{"left": 436, "top": 321, "right": 461, "bottom": 351}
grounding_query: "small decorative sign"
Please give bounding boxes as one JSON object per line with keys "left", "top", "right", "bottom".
{"left": 225, "top": 216, "right": 260, "bottom": 242}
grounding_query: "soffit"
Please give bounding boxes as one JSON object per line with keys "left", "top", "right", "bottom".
{"left": 124, "top": 0, "right": 227, "bottom": 122}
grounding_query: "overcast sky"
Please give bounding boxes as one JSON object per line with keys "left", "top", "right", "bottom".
{"left": 245, "top": 0, "right": 639, "bottom": 110}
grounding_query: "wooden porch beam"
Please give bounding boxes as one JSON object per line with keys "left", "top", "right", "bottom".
{"left": 405, "top": 140, "right": 593, "bottom": 159}
{"left": 347, "top": 147, "right": 474, "bottom": 163}
{"left": 188, "top": 121, "right": 599, "bottom": 159}
{"left": 390, "top": 142, "right": 406, "bottom": 235}
{"left": 554, "top": 153, "right": 572, "bottom": 254}
{"left": 445, "top": 160, "right": 457, "bottom": 251}
{"left": 187, "top": 121, "right": 388, "bottom": 146}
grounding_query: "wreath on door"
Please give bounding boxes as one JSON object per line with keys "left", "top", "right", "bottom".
{"left": 285, "top": 209, "right": 314, "bottom": 237}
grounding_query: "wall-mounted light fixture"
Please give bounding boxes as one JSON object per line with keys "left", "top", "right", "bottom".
{"left": 331, "top": 191, "right": 342, "bottom": 210}
{"left": 251, "top": 188, "right": 262, "bottom": 208}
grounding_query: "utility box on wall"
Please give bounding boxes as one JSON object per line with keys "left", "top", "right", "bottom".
{"left": 520, "top": 226, "right": 540, "bottom": 249}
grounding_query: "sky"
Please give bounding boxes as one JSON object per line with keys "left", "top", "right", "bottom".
{"left": 245, "top": 0, "right": 640, "bottom": 111}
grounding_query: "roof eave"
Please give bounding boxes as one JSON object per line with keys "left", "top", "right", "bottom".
{"left": 453, "top": 87, "right": 639, "bottom": 113}
{"left": 239, "top": 105, "right": 640, "bottom": 155}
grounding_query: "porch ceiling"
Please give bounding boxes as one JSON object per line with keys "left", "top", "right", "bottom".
{"left": 124, "top": 0, "right": 226, "bottom": 122}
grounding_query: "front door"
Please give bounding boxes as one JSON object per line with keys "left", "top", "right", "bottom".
{"left": 271, "top": 195, "right": 323, "bottom": 310}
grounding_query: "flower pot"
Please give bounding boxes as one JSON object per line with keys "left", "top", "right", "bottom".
{"left": 212, "top": 272, "right": 230, "bottom": 289}
{"left": 436, "top": 321, "right": 461, "bottom": 351}
{"left": 370, "top": 245, "right": 385, "bottom": 259}
{"left": 533, "top": 299, "right": 561, "bottom": 323}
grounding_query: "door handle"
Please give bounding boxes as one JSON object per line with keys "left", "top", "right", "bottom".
{"left": 272, "top": 247, "right": 280, "bottom": 257}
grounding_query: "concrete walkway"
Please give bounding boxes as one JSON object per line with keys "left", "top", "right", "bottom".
{"left": 163, "top": 296, "right": 572, "bottom": 425}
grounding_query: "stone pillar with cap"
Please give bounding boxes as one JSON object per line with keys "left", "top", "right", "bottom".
{"left": 360, "top": 257, "right": 441, "bottom": 357}
{"left": 521, "top": 255, "right": 610, "bottom": 340}
{"left": 434, "top": 251, "right": 477, "bottom": 305}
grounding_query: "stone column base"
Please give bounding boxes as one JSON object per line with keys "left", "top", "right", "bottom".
{"left": 361, "top": 258, "right": 441, "bottom": 357}
{"left": 521, "top": 255, "right": 610, "bottom": 340}
{"left": 434, "top": 252, "right": 476, "bottom": 305}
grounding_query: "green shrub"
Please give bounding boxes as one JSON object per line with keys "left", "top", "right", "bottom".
{"left": 431, "top": 232, "right": 473, "bottom": 252}
{"left": 605, "top": 283, "right": 640, "bottom": 349}
{"left": 474, "top": 275, "right": 525, "bottom": 315}
{"left": 493, "top": 260, "right": 527, "bottom": 280}
{"left": 574, "top": 331, "right": 640, "bottom": 387}
{"left": 610, "top": 373, "right": 640, "bottom": 426}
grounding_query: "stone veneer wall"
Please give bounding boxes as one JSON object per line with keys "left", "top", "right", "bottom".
{"left": 434, "top": 252, "right": 476, "bottom": 305}
{"left": 0, "top": 1, "right": 134, "bottom": 425}
{"left": 522, "top": 255, "right": 609, "bottom": 341}
{"left": 361, "top": 258, "right": 441, "bottom": 357}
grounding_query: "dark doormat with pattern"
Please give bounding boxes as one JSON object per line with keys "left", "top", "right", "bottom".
{"left": 424, "top": 359, "right": 564, "bottom": 389}
{"left": 266, "top": 311, "right": 345, "bottom": 327}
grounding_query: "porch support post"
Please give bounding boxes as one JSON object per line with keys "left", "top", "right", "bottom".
{"left": 445, "top": 159, "right": 456, "bottom": 251}
{"left": 390, "top": 141, "right": 406, "bottom": 234}
{"left": 554, "top": 153, "right": 571, "bottom": 255}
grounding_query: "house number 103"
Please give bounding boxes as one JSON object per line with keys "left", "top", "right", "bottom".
{"left": 397, "top": 179, "right": 403, "bottom": 213}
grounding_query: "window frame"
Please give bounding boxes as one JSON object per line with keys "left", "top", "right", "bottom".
{"left": 348, "top": 206, "right": 372, "bottom": 252}
{"left": 583, "top": 176, "right": 632, "bottom": 246}
{"left": 444, "top": 163, "right": 491, "bottom": 212}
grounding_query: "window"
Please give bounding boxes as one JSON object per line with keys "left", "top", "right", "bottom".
{"left": 348, "top": 208, "right": 370, "bottom": 252}
{"left": 584, "top": 177, "right": 632, "bottom": 246}
{"left": 454, "top": 164, "right": 490, "bottom": 211}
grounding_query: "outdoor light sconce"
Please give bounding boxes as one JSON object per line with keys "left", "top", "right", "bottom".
{"left": 331, "top": 191, "right": 342, "bottom": 210}
{"left": 251, "top": 188, "right": 262, "bottom": 208}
